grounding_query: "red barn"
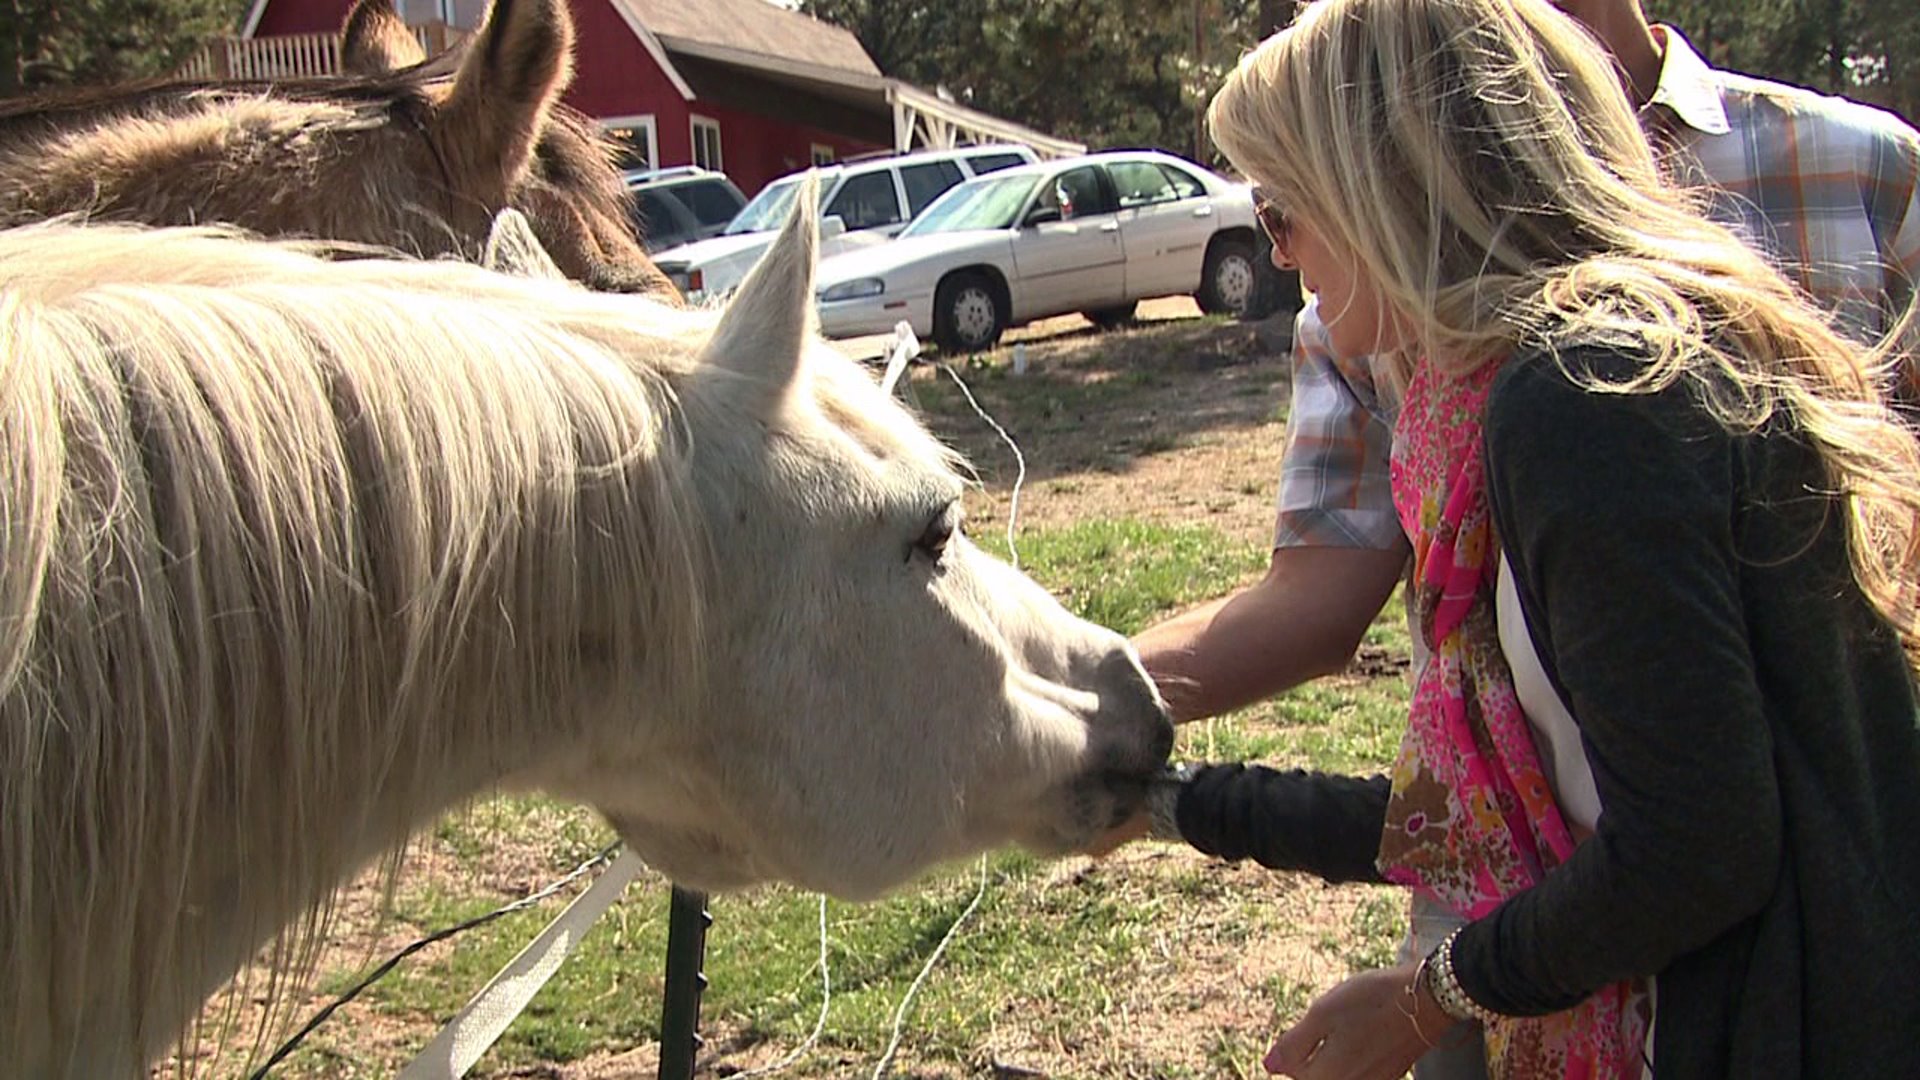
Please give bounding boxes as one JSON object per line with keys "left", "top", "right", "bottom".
{"left": 220, "top": 0, "right": 1080, "bottom": 195}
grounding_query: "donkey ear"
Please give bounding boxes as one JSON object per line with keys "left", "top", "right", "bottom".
{"left": 483, "top": 208, "right": 565, "bottom": 280}
{"left": 439, "top": 0, "right": 574, "bottom": 193}
{"left": 340, "top": 0, "right": 426, "bottom": 75}
{"left": 698, "top": 173, "right": 820, "bottom": 415}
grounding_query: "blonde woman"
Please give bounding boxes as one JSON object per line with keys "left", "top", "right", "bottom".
{"left": 1199, "top": 0, "right": 1920, "bottom": 1077}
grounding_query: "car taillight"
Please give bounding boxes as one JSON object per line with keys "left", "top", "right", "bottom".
{"left": 688, "top": 268, "right": 704, "bottom": 293}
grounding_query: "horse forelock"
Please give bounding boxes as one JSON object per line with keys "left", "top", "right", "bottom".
{"left": 0, "top": 221, "right": 710, "bottom": 1069}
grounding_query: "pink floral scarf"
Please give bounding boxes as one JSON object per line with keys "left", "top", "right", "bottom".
{"left": 1380, "top": 356, "right": 1649, "bottom": 1079}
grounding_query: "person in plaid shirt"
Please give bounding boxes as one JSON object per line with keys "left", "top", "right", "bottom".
{"left": 1121, "top": 3, "right": 1920, "bottom": 1078}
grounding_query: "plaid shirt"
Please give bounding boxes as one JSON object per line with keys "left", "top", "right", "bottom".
{"left": 1273, "top": 27, "right": 1920, "bottom": 551}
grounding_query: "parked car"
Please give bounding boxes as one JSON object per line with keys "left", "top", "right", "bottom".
{"left": 814, "top": 150, "right": 1261, "bottom": 352}
{"left": 625, "top": 166, "right": 747, "bottom": 254}
{"left": 651, "top": 144, "right": 1039, "bottom": 303}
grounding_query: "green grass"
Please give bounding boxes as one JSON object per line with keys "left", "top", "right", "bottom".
{"left": 266, "top": 516, "right": 1413, "bottom": 1078}
{"left": 971, "top": 518, "right": 1269, "bottom": 635}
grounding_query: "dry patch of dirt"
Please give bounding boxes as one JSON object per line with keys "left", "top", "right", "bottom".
{"left": 903, "top": 298, "right": 1294, "bottom": 550}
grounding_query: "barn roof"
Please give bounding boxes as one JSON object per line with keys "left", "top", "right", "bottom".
{"left": 618, "top": 0, "right": 882, "bottom": 88}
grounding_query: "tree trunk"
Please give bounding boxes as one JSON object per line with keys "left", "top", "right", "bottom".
{"left": 1827, "top": 0, "right": 1847, "bottom": 92}
{"left": 1257, "top": 0, "right": 1288, "bottom": 38}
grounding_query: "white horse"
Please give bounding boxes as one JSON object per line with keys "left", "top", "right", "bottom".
{"left": 0, "top": 188, "right": 1173, "bottom": 1076}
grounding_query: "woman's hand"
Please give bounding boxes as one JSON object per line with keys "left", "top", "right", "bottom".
{"left": 1263, "top": 961, "right": 1460, "bottom": 1078}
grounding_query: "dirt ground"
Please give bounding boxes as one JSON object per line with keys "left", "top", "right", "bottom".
{"left": 866, "top": 296, "right": 1296, "bottom": 548}
{"left": 168, "top": 299, "right": 1409, "bottom": 1080}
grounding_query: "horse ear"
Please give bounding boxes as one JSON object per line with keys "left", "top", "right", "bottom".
{"left": 483, "top": 208, "right": 565, "bottom": 280}
{"left": 698, "top": 173, "right": 820, "bottom": 414}
{"left": 340, "top": 0, "right": 426, "bottom": 75}
{"left": 439, "top": 0, "right": 574, "bottom": 195}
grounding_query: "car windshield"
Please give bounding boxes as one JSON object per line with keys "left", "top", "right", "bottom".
{"left": 725, "top": 176, "right": 831, "bottom": 235}
{"left": 901, "top": 173, "right": 1043, "bottom": 236}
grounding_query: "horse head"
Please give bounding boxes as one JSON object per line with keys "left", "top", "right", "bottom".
{"left": 562, "top": 178, "right": 1176, "bottom": 897}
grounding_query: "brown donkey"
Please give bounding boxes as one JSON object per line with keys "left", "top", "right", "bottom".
{"left": 0, "top": 0, "right": 674, "bottom": 298}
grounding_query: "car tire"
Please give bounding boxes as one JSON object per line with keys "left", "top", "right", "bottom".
{"left": 1196, "top": 236, "right": 1257, "bottom": 316}
{"left": 934, "top": 272, "right": 1006, "bottom": 354}
{"left": 1083, "top": 301, "right": 1139, "bottom": 330}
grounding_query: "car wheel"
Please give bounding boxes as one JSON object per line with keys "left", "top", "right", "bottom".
{"left": 934, "top": 272, "right": 1006, "bottom": 353}
{"left": 1083, "top": 301, "right": 1139, "bottom": 330}
{"left": 1196, "top": 236, "right": 1257, "bottom": 316}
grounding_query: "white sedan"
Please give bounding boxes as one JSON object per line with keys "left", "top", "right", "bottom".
{"left": 815, "top": 150, "right": 1260, "bottom": 352}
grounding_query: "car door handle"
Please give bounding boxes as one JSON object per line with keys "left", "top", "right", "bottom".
{"left": 1192, "top": 205, "right": 1215, "bottom": 217}
{"left": 1099, "top": 222, "right": 1120, "bottom": 232}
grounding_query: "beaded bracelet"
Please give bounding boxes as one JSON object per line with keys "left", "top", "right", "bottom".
{"left": 1418, "top": 926, "right": 1501, "bottom": 1026}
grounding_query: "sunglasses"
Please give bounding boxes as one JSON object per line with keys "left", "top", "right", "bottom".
{"left": 1253, "top": 190, "right": 1292, "bottom": 253}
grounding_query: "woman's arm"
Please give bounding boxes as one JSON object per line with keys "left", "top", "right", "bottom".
{"left": 1458, "top": 347, "right": 1783, "bottom": 1015}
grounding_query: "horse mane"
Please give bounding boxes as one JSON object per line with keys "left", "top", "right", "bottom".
{"left": 0, "top": 220, "right": 712, "bottom": 1068}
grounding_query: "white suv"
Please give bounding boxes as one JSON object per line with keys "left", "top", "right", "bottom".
{"left": 652, "top": 144, "right": 1038, "bottom": 303}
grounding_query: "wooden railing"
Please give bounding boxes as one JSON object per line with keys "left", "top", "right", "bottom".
{"left": 175, "top": 22, "right": 465, "bottom": 82}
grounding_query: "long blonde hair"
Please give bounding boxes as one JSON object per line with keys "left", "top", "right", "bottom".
{"left": 1209, "top": 0, "right": 1920, "bottom": 664}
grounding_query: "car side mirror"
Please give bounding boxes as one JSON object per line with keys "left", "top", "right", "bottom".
{"left": 820, "top": 214, "right": 848, "bottom": 240}
{"left": 1024, "top": 206, "right": 1062, "bottom": 227}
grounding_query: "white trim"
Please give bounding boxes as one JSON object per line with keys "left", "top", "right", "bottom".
{"left": 885, "top": 80, "right": 1084, "bottom": 159}
{"left": 604, "top": 1, "right": 697, "bottom": 100}
{"left": 690, "top": 114, "right": 723, "bottom": 172}
{"left": 600, "top": 114, "right": 659, "bottom": 171}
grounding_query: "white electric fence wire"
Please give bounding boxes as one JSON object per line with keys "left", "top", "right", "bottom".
{"left": 864, "top": 358, "right": 1026, "bottom": 1077}
{"left": 936, "top": 362, "right": 1028, "bottom": 572}
{"left": 728, "top": 894, "right": 832, "bottom": 1079}
{"left": 870, "top": 854, "right": 992, "bottom": 1080}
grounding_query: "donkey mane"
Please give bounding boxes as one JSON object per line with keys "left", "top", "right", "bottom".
{"left": 0, "top": 0, "right": 670, "bottom": 298}
{"left": 0, "top": 52, "right": 459, "bottom": 129}
{"left": 0, "top": 220, "right": 719, "bottom": 1068}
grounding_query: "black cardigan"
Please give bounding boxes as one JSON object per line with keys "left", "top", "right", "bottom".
{"left": 1172, "top": 343, "right": 1920, "bottom": 1077}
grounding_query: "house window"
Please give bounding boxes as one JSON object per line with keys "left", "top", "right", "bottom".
{"left": 811, "top": 143, "right": 836, "bottom": 166}
{"left": 602, "top": 115, "right": 658, "bottom": 173}
{"left": 691, "top": 116, "right": 723, "bottom": 172}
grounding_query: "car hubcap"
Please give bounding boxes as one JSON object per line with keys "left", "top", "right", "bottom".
{"left": 953, "top": 288, "right": 997, "bottom": 346}
{"left": 1215, "top": 255, "right": 1255, "bottom": 313}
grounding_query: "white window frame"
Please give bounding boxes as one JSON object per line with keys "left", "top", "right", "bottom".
{"left": 599, "top": 114, "right": 658, "bottom": 173}
{"left": 810, "top": 143, "right": 836, "bottom": 166}
{"left": 691, "top": 115, "right": 724, "bottom": 173}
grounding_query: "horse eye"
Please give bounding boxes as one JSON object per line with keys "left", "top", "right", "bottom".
{"left": 911, "top": 504, "right": 959, "bottom": 563}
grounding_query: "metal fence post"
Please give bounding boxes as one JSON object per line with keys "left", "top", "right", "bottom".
{"left": 658, "top": 886, "right": 712, "bottom": 1080}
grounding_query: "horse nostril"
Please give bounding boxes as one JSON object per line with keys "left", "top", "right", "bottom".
{"left": 1149, "top": 718, "right": 1175, "bottom": 765}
